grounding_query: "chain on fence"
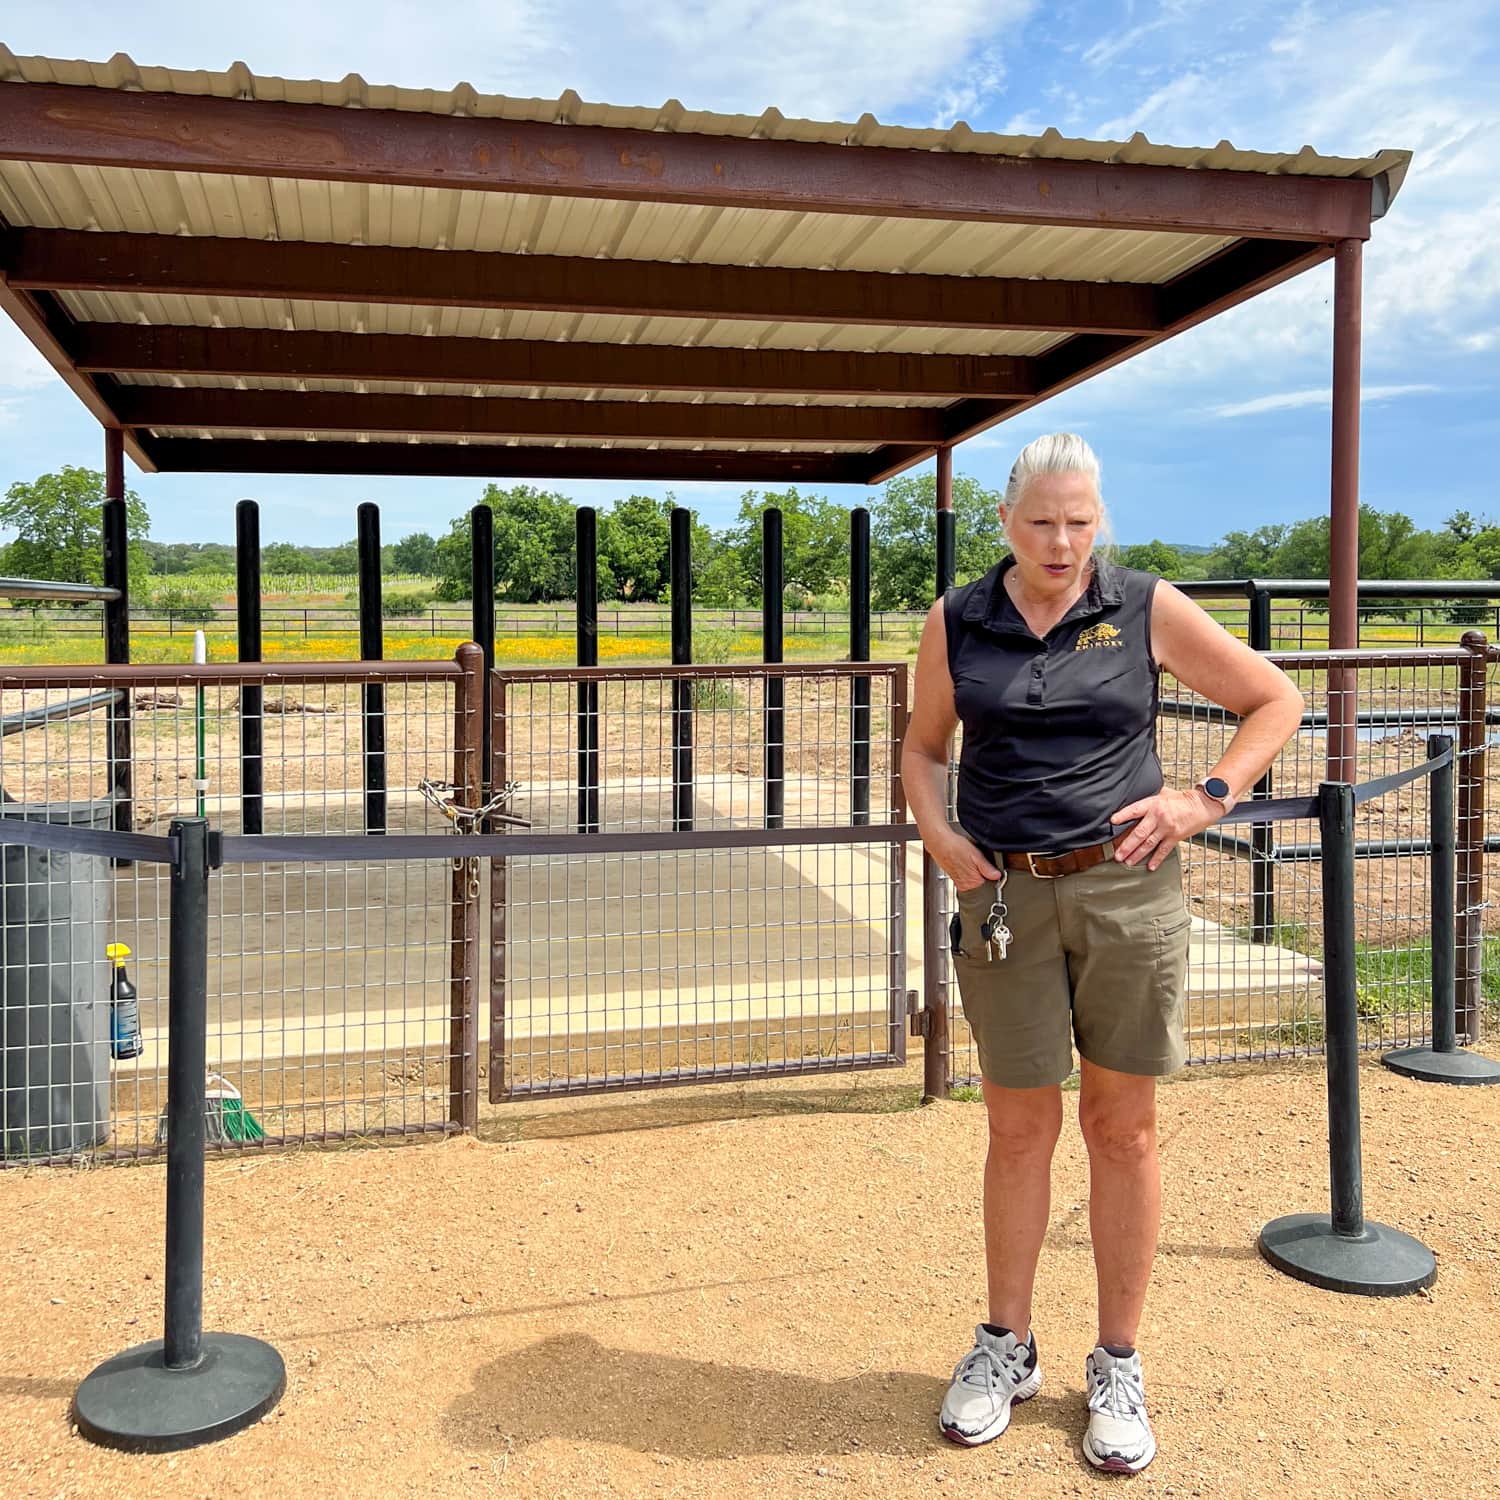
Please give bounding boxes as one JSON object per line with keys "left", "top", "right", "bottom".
{"left": 947, "top": 648, "right": 1480, "bottom": 1087}
{"left": 488, "top": 663, "right": 909, "bottom": 1098}
{"left": 0, "top": 657, "right": 480, "bottom": 1164}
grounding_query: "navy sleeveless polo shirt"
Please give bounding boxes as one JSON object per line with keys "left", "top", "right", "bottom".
{"left": 943, "top": 556, "right": 1163, "bottom": 854}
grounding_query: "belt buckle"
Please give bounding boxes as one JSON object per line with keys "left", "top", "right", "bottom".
{"left": 1025, "top": 851, "right": 1062, "bottom": 880}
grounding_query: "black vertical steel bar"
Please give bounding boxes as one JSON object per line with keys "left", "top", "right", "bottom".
{"left": 471, "top": 504, "right": 495, "bottom": 796}
{"left": 1327, "top": 239, "right": 1363, "bottom": 784}
{"left": 357, "top": 502, "right": 386, "bottom": 834}
{"left": 1247, "top": 582, "right": 1276, "bottom": 941}
{"left": 575, "top": 507, "right": 600, "bottom": 834}
{"left": 102, "top": 429, "right": 132, "bottom": 841}
{"left": 670, "top": 507, "right": 694, "bottom": 831}
{"left": 850, "top": 507, "right": 871, "bottom": 827}
{"left": 1456, "top": 632, "right": 1488, "bottom": 1042}
{"left": 762, "top": 508, "right": 784, "bottom": 830}
{"left": 163, "top": 818, "right": 209, "bottom": 1369}
{"left": 1428, "top": 734, "right": 1457, "bottom": 1055}
{"left": 925, "top": 450, "right": 956, "bottom": 1099}
{"left": 1319, "top": 781, "right": 1364, "bottom": 1238}
{"left": 235, "top": 500, "right": 264, "bottom": 836}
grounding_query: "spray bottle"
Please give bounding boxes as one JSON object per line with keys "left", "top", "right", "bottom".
{"left": 107, "top": 942, "right": 143, "bottom": 1060}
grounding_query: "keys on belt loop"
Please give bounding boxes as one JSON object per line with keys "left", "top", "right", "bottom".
{"left": 978, "top": 869, "right": 1013, "bottom": 962}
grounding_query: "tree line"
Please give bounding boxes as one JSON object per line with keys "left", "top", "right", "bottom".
{"left": 4, "top": 465, "right": 1500, "bottom": 613}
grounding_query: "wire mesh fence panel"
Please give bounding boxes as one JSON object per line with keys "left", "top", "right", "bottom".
{"left": 0, "top": 659, "right": 478, "bottom": 1166}
{"left": 946, "top": 649, "right": 1472, "bottom": 1088}
{"left": 489, "top": 663, "right": 910, "bottom": 1098}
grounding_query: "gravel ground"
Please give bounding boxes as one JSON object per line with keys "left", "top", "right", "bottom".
{"left": 2, "top": 1048, "right": 1498, "bottom": 1499}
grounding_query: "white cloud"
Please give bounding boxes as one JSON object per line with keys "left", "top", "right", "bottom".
{"left": 0, "top": 317, "right": 56, "bottom": 392}
{"left": 1209, "top": 383, "right": 1440, "bottom": 419}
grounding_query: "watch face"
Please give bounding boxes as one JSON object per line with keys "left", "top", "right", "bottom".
{"left": 1203, "top": 777, "right": 1230, "bottom": 799}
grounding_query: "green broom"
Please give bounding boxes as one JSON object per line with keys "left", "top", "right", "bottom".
{"left": 206, "top": 1073, "right": 265, "bottom": 1142}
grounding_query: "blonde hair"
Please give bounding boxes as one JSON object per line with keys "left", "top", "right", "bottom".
{"left": 1002, "top": 432, "right": 1114, "bottom": 556}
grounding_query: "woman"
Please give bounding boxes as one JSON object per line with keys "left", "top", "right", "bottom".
{"left": 901, "top": 433, "right": 1304, "bottom": 1474}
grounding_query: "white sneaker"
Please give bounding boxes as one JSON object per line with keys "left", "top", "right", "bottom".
{"left": 1082, "top": 1346, "right": 1157, "bottom": 1473}
{"left": 939, "top": 1325, "right": 1042, "bottom": 1446}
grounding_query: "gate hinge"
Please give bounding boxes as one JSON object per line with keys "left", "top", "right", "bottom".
{"left": 907, "top": 989, "right": 930, "bottom": 1037}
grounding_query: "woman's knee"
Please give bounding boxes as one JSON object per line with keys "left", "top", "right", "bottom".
{"left": 983, "top": 1085, "right": 1063, "bottom": 1158}
{"left": 1078, "top": 1098, "right": 1157, "bottom": 1165}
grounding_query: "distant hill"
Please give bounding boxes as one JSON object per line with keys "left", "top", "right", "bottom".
{"left": 1119, "top": 541, "right": 1215, "bottom": 556}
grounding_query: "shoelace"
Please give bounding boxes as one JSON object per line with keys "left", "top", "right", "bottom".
{"left": 954, "top": 1342, "right": 1025, "bottom": 1392}
{"left": 1088, "top": 1359, "right": 1146, "bottom": 1417}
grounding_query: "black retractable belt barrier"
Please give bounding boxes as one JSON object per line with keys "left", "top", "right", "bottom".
{"left": 73, "top": 819, "right": 285, "bottom": 1451}
{"left": 1383, "top": 736, "right": 1500, "bottom": 1085}
{"left": 1257, "top": 783, "right": 1438, "bottom": 1297}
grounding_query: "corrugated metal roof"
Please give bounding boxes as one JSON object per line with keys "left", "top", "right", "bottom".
{"left": 0, "top": 47, "right": 1411, "bottom": 198}
{"left": 0, "top": 50, "right": 1413, "bottom": 479}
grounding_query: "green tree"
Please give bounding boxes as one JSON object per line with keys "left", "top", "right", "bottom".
{"left": 732, "top": 488, "right": 848, "bottom": 601}
{"left": 263, "top": 541, "right": 313, "bottom": 573}
{"left": 1117, "top": 540, "right": 1184, "bottom": 577}
{"left": 869, "top": 473, "right": 1004, "bottom": 611}
{"left": 434, "top": 485, "right": 576, "bottom": 603}
{"left": 0, "top": 466, "right": 150, "bottom": 593}
{"left": 598, "top": 495, "right": 673, "bottom": 601}
{"left": 391, "top": 531, "right": 439, "bottom": 575}
{"left": 1205, "top": 524, "right": 1290, "bottom": 578}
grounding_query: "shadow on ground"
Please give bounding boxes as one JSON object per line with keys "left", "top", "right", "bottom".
{"left": 446, "top": 1333, "right": 1089, "bottom": 1462}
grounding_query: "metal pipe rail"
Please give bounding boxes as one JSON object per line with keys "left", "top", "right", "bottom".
{"left": 0, "top": 576, "right": 121, "bottom": 603}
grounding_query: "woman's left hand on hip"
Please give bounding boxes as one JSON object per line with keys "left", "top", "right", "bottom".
{"left": 1110, "top": 788, "right": 1214, "bottom": 870}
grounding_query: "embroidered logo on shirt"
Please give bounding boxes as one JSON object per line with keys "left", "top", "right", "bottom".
{"left": 1074, "top": 622, "right": 1123, "bottom": 651}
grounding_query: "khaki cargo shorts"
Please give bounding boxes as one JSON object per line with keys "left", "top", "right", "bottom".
{"left": 950, "top": 850, "right": 1190, "bottom": 1089}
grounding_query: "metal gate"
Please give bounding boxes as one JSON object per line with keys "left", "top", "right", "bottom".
{"left": 487, "top": 663, "right": 912, "bottom": 1099}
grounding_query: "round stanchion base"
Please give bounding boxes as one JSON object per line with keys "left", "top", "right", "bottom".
{"left": 1382, "top": 1046, "right": 1500, "bottom": 1086}
{"left": 1258, "top": 1214, "right": 1436, "bottom": 1297}
{"left": 74, "top": 1333, "right": 285, "bottom": 1453}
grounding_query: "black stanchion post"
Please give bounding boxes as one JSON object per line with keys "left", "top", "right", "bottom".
{"left": 357, "top": 502, "right": 386, "bottom": 834}
{"left": 924, "top": 456, "right": 956, "bottom": 1101}
{"left": 576, "top": 507, "right": 600, "bottom": 834}
{"left": 670, "top": 507, "right": 693, "bottom": 832}
{"left": 235, "top": 500, "right": 264, "bottom": 836}
{"left": 1246, "top": 582, "right": 1276, "bottom": 941}
{"left": 74, "top": 820, "right": 285, "bottom": 1451}
{"left": 762, "top": 508, "right": 784, "bottom": 830}
{"left": 1258, "top": 782, "right": 1437, "bottom": 1295}
{"left": 850, "top": 507, "right": 871, "bottom": 827}
{"left": 471, "top": 504, "right": 495, "bottom": 794}
{"left": 1384, "top": 737, "right": 1500, "bottom": 1085}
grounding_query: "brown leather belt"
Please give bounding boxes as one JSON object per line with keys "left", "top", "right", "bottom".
{"left": 1000, "top": 839, "right": 1116, "bottom": 879}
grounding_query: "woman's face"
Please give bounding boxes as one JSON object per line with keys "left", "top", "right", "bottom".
{"left": 1000, "top": 471, "right": 1101, "bottom": 596}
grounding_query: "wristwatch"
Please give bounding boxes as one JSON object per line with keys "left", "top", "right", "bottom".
{"left": 1196, "top": 776, "right": 1234, "bottom": 817}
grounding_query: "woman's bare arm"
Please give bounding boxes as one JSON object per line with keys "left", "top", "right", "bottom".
{"left": 901, "top": 600, "right": 1003, "bottom": 891}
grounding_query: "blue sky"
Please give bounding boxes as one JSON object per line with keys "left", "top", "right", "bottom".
{"left": 1, "top": 0, "right": 1497, "bottom": 549}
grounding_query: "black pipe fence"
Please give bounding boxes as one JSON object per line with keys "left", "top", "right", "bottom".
{"left": 357, "top": 503, "right": 386, "bottom": 835}
{"left": 235, "top": 500, "right": 264, "bottom": 836}
{"left": 762, "top": 509, "right": 784, "bottom": 831}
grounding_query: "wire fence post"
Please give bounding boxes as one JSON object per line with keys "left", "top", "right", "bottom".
{"left": 449, "top": 644, "right": 484, "bottom": 1130}
{"left": 850, "top": 507, "right": 871, "bottom": 827}
{"left": 357, "top": 502, "right": 386, "bottom": 834}
{"left": 762, "top": 508, "right": 784, "bottom": 830}
{"left": 670, "top": 507, "right": 693, "bottom": 832}
{"left": 73, "top": 819, "right": 286, "bottom": 1451}
{"left": 471, "top": 504, "right": 495, "bottom": 796}
{"left": 1257, "top": 782, "right": 1436, "bottom": 1295}
{"left": 102, "top": 430, "right": 132, "bottom": 846}
{"left": 1456, "top": 631, "right": 1488, "bottom": 1044}
{"left": 235, "top": 499, "right": 264, "bottom": 836}
{"left": 575, "top": 507, "right": 600, "bottom": 834}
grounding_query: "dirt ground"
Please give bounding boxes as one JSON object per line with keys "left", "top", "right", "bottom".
{"left": 3, "top": 1048, "right": 1498, "bottom": 1500}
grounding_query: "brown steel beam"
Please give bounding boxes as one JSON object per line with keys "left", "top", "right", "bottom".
{"left": 0, "top": 252, "right": 155, "bottom": 471}
{"left": 866, "top": 238, "right": 1333, "bottom": 482}
{"left": 145, "top": 437, "right": 890, "bottom": 482}
{"left": 0, "top": 82, "right": 1374, "bottom": 241}
{"left": 113, "top": 384, "right": 944, "bottom": 444}
{"left": 8, "top": 227, "right": 1165, "bottom": 335}
{"left": 76, "top": 324, "right": 1037, "bottom": 399}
